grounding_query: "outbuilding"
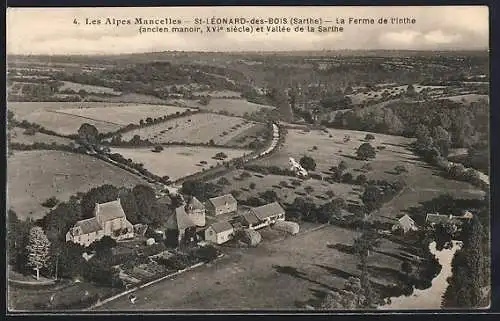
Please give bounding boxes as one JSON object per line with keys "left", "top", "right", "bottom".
{"left": 204, "top": 221, "right": 234, "bottom": 245}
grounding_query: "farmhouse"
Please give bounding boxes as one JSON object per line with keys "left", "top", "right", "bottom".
{"left": 240, "top": 211, "right": 265, "bottom": 230}
{"left": 184, "top": 196, "right": 206, "bottom": 227}
{"left": 165, "top": 205, "right": 197, "bottom": 247}
{"left": 204, "top": 221, "right": 235, "bottom": 245}
{"left": 391, "top": 214, "right": 418, "bottom": 234}
{"left": 206, "top": 194, "right": 237, "bottom": 216}
{"left": 66, "top": 199, "right": 134, "bottom": 247}
{"left": 250, "top": 202, "right": 286, "bottom": 227}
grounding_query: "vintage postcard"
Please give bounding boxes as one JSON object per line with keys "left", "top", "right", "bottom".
{"left": 6, "top": 6, "right": 490, "bottom": 312}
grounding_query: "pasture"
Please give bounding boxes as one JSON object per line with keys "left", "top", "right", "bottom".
{"left": 7, "top": 150, "right": 147, "bottom": 220}
{"left": 9, "top": 127, "right": 74, "bottom": 146}
{"left": 210, "top": 169, "right": 362, "bottom": 206}
{"left": 20, "top": 111, "right": 121, "bottom": 135}
{"left": 96, "top": 224, "right": 421, "bottom": 310}
{"left": 254, "top": 128, "right": 416, "bottom": 181}
{"left": 198, "top": 98, "right": 275, "bottom": 117}
{"left": 9, "top": 102, "right": 192, "bottom": 135}
{"left": 193, "top": 90, "right": 242, "bottom": 98}
{"left": 59, "top": 81, "right": 121, "bottom": 95}
{"left": 88, "top": 93, "right": 172, "bottom": 105}
{"left": 9, "top": 101, "right": 138, "bottom": 117}
{"left": 120, "top": 113, "right": 258, "bottom": 146}
{"left": 109, "top": 146, "right": 252, "bottom": 181}
{"left": 437, "top": 94, "right": 489, "bottom": 104}
{"left": 55, "top": 104, "right": 192, "bottom": 126}
{"left": 252, "top": 128, "right": 484, "bottom": 221}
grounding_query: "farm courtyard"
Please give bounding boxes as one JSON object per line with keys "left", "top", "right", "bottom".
{"left": 7, "top": 150, "right": 147, "bottom": 220}
{"left": 95, "top": 224, "right": 419, "bottom": 311}
{"left": 109, "top": 146, "right": 252, "bottom": 181}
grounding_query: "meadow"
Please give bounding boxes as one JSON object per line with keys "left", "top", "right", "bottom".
{"left": 55, "top": 104, "right": 192, "bottom": 126}
{"left": 109, "top": 146, "right": 252, "bottom": 181}
{"left": 59, "top": 81, "right": 121, "bottom": 95}
{"left": 120, "top": 113, "right": 258, "bottom": 146}
{"left": 198, "top": 98, "right": 275, "bottom": 117}
{"left": 7, "top": 150, "right": 147, "bottom": 220}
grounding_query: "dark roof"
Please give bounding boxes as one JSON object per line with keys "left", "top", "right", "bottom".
{"left": 187, "top": 196, "right": 205, "bottom": 210}
{"left": 96, "top": 199, "right": 126, "bottom": 221}
{"left": 426, "top": 213, "right": 467, "bottom": 225}
{"left": 209, "top": 221, "right": 234, "bottom": 233}
{"left": 251, "top": 202, "right": 285, "bottom": 220}
{"left": 208, "top": 194, "right": 237, "bottom": 209}
{"left": 166, "top": 206, "right": 196, "bottom": 230}
{"left": 241, "top": 212, "right": 260, "bottom": 225}
{"left": 74, "top": 217, "right": 102, "bottom": 235}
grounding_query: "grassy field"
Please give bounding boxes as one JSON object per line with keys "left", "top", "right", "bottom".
{"left": 9, "top": 102, "right": 192, "bottom": 135}
{"left": 8, "top": 102, "right": 132, "bottom": 117}
{"left": 254, "top": 128, "right": 415, "bottom": 181}
{"left": 209, "top": 169, "right": 362, "bottom": 206}
{"left": 21, "top": 110, "right": 121, "bottom": 135}
{"left": 253, "top": 128, "right": 484, "bottom": 221}
{"left": 54, "top": 104, "right": 192, "bottom": 126}
{"left": 7, "top": 150, "right": 147, "bottom": 220}
{"left": 437, "top": 94, "right": 489, "bottom": 104}
{"left": 120, "top": 113, "right": 258, "bottom": 146}
{"left": 198, "top": 98, "right": 275, "bottom": 117}
{"left": 95, "top": 224, "right": 420, "bottom": 310}
{"left": 59, "top": 81, "right": 121, "bottom": 95}
{"left": 9, "top": 127, "right": 75, "bottom": 145}
{"left": 8, "top": 280, "right": 116, "bottom": 311}
{"left": 193, "top": 90, "right": 242, "bottom": 98}
{"left": 348, "top": 85, "right": 448, "bottom": 105}
{"left": 109, "top": 146, "right": 252, "bottom": 181}
{"left": 88, "top": 93, "right": 172, "bottom": 105}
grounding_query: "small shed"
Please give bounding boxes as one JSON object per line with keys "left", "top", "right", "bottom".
{"left": 272, "top": 220, "right": 300, "bottom": 235}
{"left": 237, "top": 229, "right": 262, "bottom": 247}
{"left": 204, "top": 221, "right": 234, "bottom": 245}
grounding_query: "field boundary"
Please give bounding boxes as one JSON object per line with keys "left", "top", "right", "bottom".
{"left": 50, "top": 110, "right": 123, "bottom": 126}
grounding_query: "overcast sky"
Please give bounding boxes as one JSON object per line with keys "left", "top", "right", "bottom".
{"left": 7, "top": 6, "right": 489, "bottom": 55}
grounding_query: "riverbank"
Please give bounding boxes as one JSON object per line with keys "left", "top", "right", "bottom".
{"left": 378, "top": 240, "right": 462, "bottom": 310}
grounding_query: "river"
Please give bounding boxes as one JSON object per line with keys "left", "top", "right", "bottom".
{"left": 378, "top": 240, "right": 462, "bottom": 310}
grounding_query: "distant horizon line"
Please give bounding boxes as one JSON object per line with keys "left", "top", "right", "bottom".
{"left": 7, "top": 48, "right": 490, "bottom": 57}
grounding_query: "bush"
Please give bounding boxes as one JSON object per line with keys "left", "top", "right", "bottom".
{"left": 304, "top": 186, "right": 314, "bottom": 193}
{"left": 356, "top": 143, "right": 376, "bottom": 160}
{"left": 341, "top": 172, "right": 354, "bottom": 184}
{"left": 41, "top": 196, "right": 59, "bottom": 208}
{"left": 326, "top": 190, "right": 335, "bottom": 198}
{"left": 153, "top": 145, "right": 164, "bottom": 152}
{"left": 365, "top": 134, "right": 375, "bottom": 141}
{"left": 299, "top": 155, "right": 317, "bottom": 171}
{"left": 394, "top": 165, "right": 407, "bottom": 174}
{"left": 249, "top": 182, "right": 256, "bottom": 189}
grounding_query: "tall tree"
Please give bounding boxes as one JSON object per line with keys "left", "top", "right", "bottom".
{"left": 26, "top": 226, "right": 51, "bottom": 280}
{"left": 356, "top": 143, "right": 376, "bottom": 160}
{"left": 77, "top": 123, "right": 99, "bottom": 145}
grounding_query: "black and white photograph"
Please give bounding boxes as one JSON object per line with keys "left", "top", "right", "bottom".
{"left": 6, "top": 6, "right": 491, "bottom": 312}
